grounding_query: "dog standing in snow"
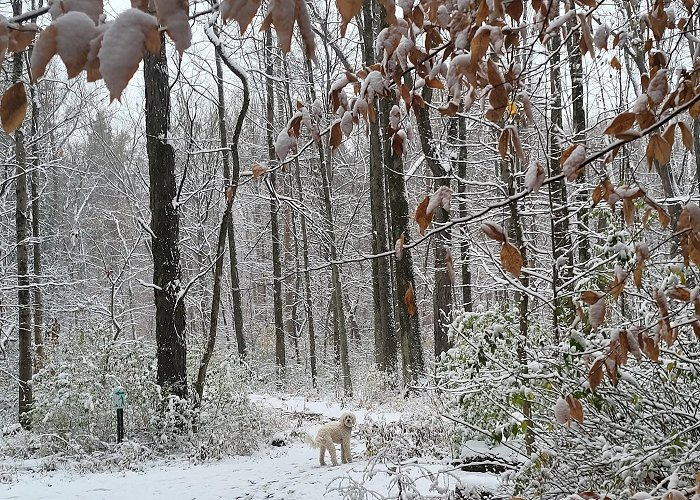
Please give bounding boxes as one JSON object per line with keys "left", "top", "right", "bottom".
{"left": 305, "top": 411, "right": 356, "bottom": 466}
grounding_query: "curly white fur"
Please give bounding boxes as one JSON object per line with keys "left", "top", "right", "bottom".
{"left": 305, "top": 411, "right": 356, "bottom": 466}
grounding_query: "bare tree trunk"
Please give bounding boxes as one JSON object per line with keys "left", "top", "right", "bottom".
{"left": 381, "top": 95, "right": 424, "bottom": 385}
{"left": 548, "top": 30, "right": 572, "bottom": 343}
{"left": 195, "top": 29, "right": 249, "bottom": 405}
{"left": 12, "top": 0, "right": 32, "bottom": 429}
{"left": 362, "top": 0, "right": 396, "bottom": 374}
{"left": 304, "top": 60, "right": 351, "bottom": 395}
{"left": 264, "top": 28, "right": 286, "bottom": 375}
{"left": 144, "top": 36, "right": 187, "bottom": 399}
{"left": 414, "top": 84, "right": 452, "bottom": 357}
{"left": 456, "top": 115, "right": 472, "bottom": 311}
{"left": 212, "top": 35, "right": 246, "bottom": 359}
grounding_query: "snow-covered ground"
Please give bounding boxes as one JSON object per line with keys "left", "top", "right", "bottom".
{"left": 1, "top": 394, "right": 502, "bottom": 499}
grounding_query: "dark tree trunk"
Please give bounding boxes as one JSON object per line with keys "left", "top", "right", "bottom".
{"left": 13, "top": 0, "right": 32, "bottom": 429}
{"left": 264, "top": 28, "right": 286, "bottom": 374}
{"left": 212, "top": 38, "right": 246, "bottom": 359}
{"left": 144, "top": 38, "right": 187, "bottom": 399}
{"left": 362, "top": 0, "right": 397, "bottom": 374}
{"left": 381, "top": 96, "right": 424, "bottom": 385}
{"left": 548, "top": 30, "right": 573, "bottom": 343}
{"left": 414, "top": 85, "right": 452, "bottom": 358}
{"left": 456, "top": 115, "right": 472, "bottom": 311}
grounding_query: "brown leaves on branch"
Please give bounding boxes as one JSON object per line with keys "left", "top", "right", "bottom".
{"left": 335, "top": 0, "right": 362, "bottom": 37}
{"left": 220, "top": 0, "right": 260, "bottom": 33}
{"left": 404, "top": 283, "right": 417, "bottom": 317}
{"left": 0, "top": 82, "right": 27, "bottom": 134}
{"left": 481, "top": 222, "right": 522, "bottom": 278}
{"left": 554, "top": 395, "right": 584, "bottom": 425}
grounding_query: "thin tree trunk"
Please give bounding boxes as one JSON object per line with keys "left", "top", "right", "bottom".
{"left": 212, "top": 34, "right": 246, "bottom": 359}
{"left": 548, "top": 30, "right": 572, "bottom": 343}
{"left": 414, "top": 84, "right": 452, "bottom": 358}
{"left": 195, "top": 29, "right": 249, "bottom": 405}
{"left": 264, "top": 28, "right": 286, "bottom": 374}
{"left": 362, "top": 0, "right": 396, "bottom": 374}
{"left": 456, "top": 115, "right": 472, "bottom": 311}
{"left": 305, "top": 60, "right": 351, "bottom": 395}
{"left": 144, "top": 36, "right": 187, "bottom": 399}
{"left": 28, "top": 59, "right": 44, "bottom": 369}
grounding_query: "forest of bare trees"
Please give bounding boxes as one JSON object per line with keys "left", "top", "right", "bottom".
{"left": 1, "top": 0, "right": 700, "bottom": 498}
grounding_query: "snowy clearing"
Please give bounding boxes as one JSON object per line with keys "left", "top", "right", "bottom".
{"left": 1, "top": 394, "right": 502, "bottom": 499}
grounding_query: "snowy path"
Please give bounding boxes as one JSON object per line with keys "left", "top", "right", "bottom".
{"left": 3, "top": 442, "right": 498, "bottom": 500}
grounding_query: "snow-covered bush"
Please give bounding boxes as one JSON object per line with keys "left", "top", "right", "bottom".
{"left": 438, "top": 302, "right": 700, "bottom": 498}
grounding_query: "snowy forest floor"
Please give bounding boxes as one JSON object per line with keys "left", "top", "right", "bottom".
{"left": 0, "top": 394, "right": 503, "bottom": 499}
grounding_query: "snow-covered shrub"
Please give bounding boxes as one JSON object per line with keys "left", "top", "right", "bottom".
{"left": 31, "top": 329, "right": 161, "bottom": 451}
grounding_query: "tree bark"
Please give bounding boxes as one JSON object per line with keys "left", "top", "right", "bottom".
{"left": 13, "top": 0, "right": 32, "bottom": 429}
{"left": 414, "top": 85, "right": 452, "bottom": 358}
{"left": 144, "top": 37, "right": 187, "bottom": 399}
{"left": 212, "top": 36, "right": 246, "bottom": 359}
{"left": 264, "top": 28, "right": 286, "bottom": 374}
{"left": 362, "top": 0, "right": 397, "bottom": 374}
{"left": 381, "top": 96, "right": 424, "bottom": 385}
{"left": 456, "top": 114, "right": 472, "bottom": 311}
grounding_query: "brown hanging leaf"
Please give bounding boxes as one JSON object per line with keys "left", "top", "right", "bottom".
{"left": 498, "top": 127, "right": 509, "bottom": 159}
{"left": 500, "top": 241, "right": 522, "bottom": 278}
{"left": 589, "top": 356, "right": 605, "bottom": 391}
{"left": 415, "top": 197, "right": 433, "bottom": 235}
{"left": 604, "top": 357, "right": 618, "bottom": 386}
{"left": 404, "top": 283, "right": 417, "bottom": 316}
{"left": 336, "top": 0, "right": 362, "bottom": 37}
{"left": 580, "top": 290, "right": 603, "bottom": 305}
{"left": 646, "top": 134, "right": 672, "bottom": 167}
{"left": 481, "top": 222, "right": 506, "bottom": 242}
{"left": 560, "top": 144, "right": 586, "bottom": 181}
{"left": 524, "top": 162, "right": 545, "bottom": 194}
{"left": 8, "top": 23, "right": 37, "bottom": 53}
{"left": 153, "top": 0, "right": 191, "bottom": 55}
{"left": 603, "top": 112, "right": 636, "bottom": 137}
{"left": 1, "top": 82, "right": 27, "bottom": 134}
{"left": 554, "top": 397, "right": 570, "bottom": 425}
{"left": 610, "top": 56, "right": 621, "bottom": 70}
{"left": 643, "top": 336, "right": 659, "bottom": 362}
{"left": 566, "top": 395, "right": 584, "bottom": 423}
{"left": 610, "top": 264, "right": 627, "bottom": 300}
{"left": 470, "top": 26, "right": 491, "bottom": 62}
{"left": 329, "top": 119, "right": 342, "bottom": 151}
{"left": 251, "top": 162, "right": 267, "bottom": 178}
{"left": 220, "top": 0, "right": 261, "bottom": 33}
{"left": 679, "top": 121, "right": 694, "bottom": 151}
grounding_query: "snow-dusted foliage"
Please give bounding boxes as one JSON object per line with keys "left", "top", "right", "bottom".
{"left": 438, "top": 302, "right": 700, "bottom": 498}
{"left": 2, "top": 329, "right": 276, "bottom": 469}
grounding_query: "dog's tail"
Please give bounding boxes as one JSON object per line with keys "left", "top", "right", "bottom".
{"left": 303, "top": 433, "right": 318, "bottom": 449}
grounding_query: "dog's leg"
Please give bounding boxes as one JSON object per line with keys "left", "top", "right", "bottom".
{"left": 319, "top": 445, "right": 326, "bottom": 466}
{"left": 341, "top": 436, "right": 352, "bottom": 463}
{"left": 328, "top": 443, "right": 338, "bottom": 466}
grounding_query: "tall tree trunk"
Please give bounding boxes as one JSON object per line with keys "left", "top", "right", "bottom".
{"left": 566, "top": 6, "right": 590, "bottom": 264}
{"left": 381, "top": 96, "right": 424, "bottom": 385}
{"left": 456, "top": 114, "right": 472, "bottom": 311}
{"left": 548, "top": 30, "right": 572, "bottom": 343}
{"left": 27, "top": 48, "right": 44, "bottom": 369}
{"left": 414, "top": 84, "right": 452, "bottom": 358}
{"left": 13, "top": 0, "right": 32, "bottom": 429}
{"left": 362, "top": 0, "right": 396, "bottom": 374}
{"left": 212, "top": 35, "right": 246, "bottom": 359}
{"left": 144, "top": 36, "right": 187, "bottom": 399}
{"left": 304, "top": 60, "right": 352, "bottom": 396}
{"left": 264, "top": 28, "right": 286, "bottom": 374}
{"left": 195, "top": 28, "right": 249, "bottom": 404}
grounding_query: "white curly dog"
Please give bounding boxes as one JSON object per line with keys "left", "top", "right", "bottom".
{"left": 305, "top": 411, "right": 356, "bottom": 466}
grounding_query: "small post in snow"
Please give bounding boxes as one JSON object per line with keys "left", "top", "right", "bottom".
{"left": 112, "top": 386, "right": 126, "bottom": 443}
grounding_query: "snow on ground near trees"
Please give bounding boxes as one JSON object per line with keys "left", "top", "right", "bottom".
{"left": 1, "top": 394, "right": 501, "bottom": 499}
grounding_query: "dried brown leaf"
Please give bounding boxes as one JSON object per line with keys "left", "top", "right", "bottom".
{"left": 0, "top": 82, "right": 27, "bottom": 134}
{"left": 500, "top": 241, "right": 522, "bottom": 278}
{"left": 415, "top": 196, "right": 433, "bottom": 235}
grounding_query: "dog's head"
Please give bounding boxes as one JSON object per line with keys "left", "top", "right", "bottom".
{"left": 340, "top": 412, "right": 356, "bottom": 429}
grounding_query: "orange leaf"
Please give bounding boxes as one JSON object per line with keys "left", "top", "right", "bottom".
{"left": 252, "top": 162, "right": 267, "bottom": 178}
{"left": 330, "top": 120, "right": 342, "bottom": 151}
{"left": 500, "top": 241, "right": 522, "bottom": 278}
{"left": 580, "top": 290, "right": 603, "bottom": 305}
{"left": 415, "top": 197, "right": 433, "bottom": 234}
{"left": 679, "top": 121, "right": 694, "bottom": 151}
{"left": 404, "top": 283, "right": 417, "bottom": 316}
{"left": 566, "top": 395, "right": 584, "bottom": 423}
{"left": 589, "top": 356, "right": 605, "bottom": 391}
{"left": 335, "top": 0, "right": 362, "bottom": 37}
{"left": 603, "top": 112, "right": 636, "bottom": 136}
{"left": 1, "top": 82, "right": 27, "bottom": 134}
